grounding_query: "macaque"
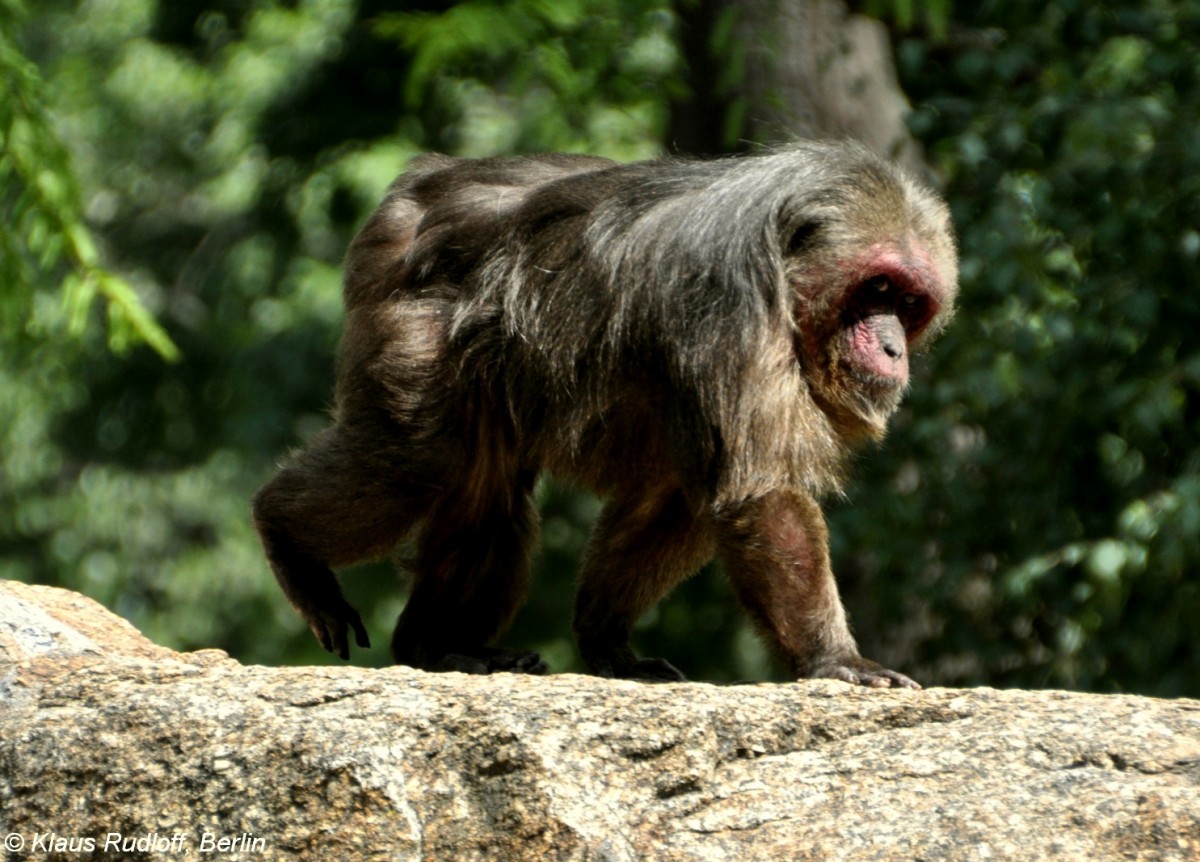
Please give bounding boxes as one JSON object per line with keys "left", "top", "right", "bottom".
{"left": 252, "top": 141, "right": 958, "bottom": 688}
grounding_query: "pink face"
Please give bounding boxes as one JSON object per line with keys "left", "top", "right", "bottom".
{"left": 838, "top": 240, "right": 950, "bottom": 393}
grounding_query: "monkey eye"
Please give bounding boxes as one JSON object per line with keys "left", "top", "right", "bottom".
{"left": 786, "top": 221, "right": 822, "bottom": 255}
{"left": 866, "top": 275, "right": 891, "bottom": 293}
{"left": 901, "top": 293, "right": 918, "bottom": 305}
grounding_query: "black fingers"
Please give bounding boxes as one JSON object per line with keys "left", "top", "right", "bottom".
{"left": 308, "top": 600, "right": 371, "bottom": 660}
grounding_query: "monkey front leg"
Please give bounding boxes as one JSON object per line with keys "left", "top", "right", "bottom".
{"left": 716, "top": 490, "right": 920, "bottom": 689}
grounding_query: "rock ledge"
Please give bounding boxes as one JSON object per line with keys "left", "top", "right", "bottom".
{"left": 1, "top": 580, "right": 1198, "bottom": 861}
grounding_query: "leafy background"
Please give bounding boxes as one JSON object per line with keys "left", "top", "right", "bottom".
{"left": 3, "top": 0, "right": 1198, "bottom": 694}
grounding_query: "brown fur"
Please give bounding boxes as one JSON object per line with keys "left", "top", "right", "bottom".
{"left": 252, "top": 142, "right": 957, "bottom": 686}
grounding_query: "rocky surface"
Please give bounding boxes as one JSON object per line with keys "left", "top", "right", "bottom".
{"left": 1, "top": 579, "right": 1198, "bottom": 861}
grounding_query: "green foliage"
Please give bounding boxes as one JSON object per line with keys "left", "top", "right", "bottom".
{"left": 859, "top": 0, "right": 1200, "bottom": 693}
{"left": 0, "top": 0, "right": 177, "bottom": 359}
{"left": 374, "top": 0, "right": 676, "bottom": 158}
{"left": 1, "top": 0, "right": 420, "bottom": 666}
{"left": 861, "top": 0, "right": 953, "bottom": 38}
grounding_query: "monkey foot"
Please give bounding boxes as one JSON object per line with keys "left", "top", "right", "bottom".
{"left": 427, "top": 647, "right": 549, "bottom": 676}
{"left": 587, "top": 653, "right": 686, "bottom": 683}
{"left": 808, "top": 656, "right": 921, "bottom": 690}
{"left": 624, "top": 657, "right": 687, "bottom": 683}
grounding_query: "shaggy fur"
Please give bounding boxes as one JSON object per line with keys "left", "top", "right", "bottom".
{"left": 253, "top": 141, "right": 957, "bottom": 686}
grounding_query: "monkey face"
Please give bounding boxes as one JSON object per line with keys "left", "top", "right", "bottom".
{"left": 838, "top": 263, "right": 945, "bottom": 385}
{"left": 792, "top": 227, "right": 955, "bottom": 438}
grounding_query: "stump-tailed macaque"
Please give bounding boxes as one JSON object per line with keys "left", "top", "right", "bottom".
{"left": 253, "top": 141, "right": 958, "bottom": 687}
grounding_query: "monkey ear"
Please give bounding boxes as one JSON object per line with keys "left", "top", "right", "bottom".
{"left": 783, "top": 220, "right": 821, "bottom": 256}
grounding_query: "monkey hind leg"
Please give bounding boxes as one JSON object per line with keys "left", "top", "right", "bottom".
{"left": 253, "top": 425, "right": 423, "bottom": 659}
{"left": 391, "top": 476, "right": 545, "bottom": 674}
{"left": 574, "top": 488, "right": 716, "bottom": 682}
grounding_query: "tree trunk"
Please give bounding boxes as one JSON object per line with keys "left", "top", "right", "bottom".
{"left": 670, "top": 0, "right": 924, "bottom": 172}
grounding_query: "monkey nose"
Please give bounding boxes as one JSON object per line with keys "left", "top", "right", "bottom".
{"left": 881, "top": 334, "right": 904, "bottom": 360}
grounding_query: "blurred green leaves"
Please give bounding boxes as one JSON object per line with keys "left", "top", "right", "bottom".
{"left": 375, "top": 0, "right": 676, "bottom": 158}
{"left": 1, "top": 0, "right": 177, "bottom": 358}
{"left": 876, "top": 0, "right": 1200, "bottom": 692}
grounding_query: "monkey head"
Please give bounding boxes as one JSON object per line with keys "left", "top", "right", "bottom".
{"left": 783, "top": 160, "right": 958, "bottom": 442}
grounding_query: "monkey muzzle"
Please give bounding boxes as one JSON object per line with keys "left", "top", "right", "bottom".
{"left": 845, "top": 312, "right": 909, "bottom": 388}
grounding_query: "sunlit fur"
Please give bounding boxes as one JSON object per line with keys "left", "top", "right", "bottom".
{"left": 350, "top": 143, "right": 954, "bottom": 500}
{"left": 253, "top": 142, "right": 958, "bottom": 684}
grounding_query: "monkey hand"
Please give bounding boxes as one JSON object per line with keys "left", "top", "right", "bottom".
{"left": 298, "top": 595, "right": 371, "bottom": 660}
{"left": 805, "top": 654, "right": 921, "bottom": 690}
